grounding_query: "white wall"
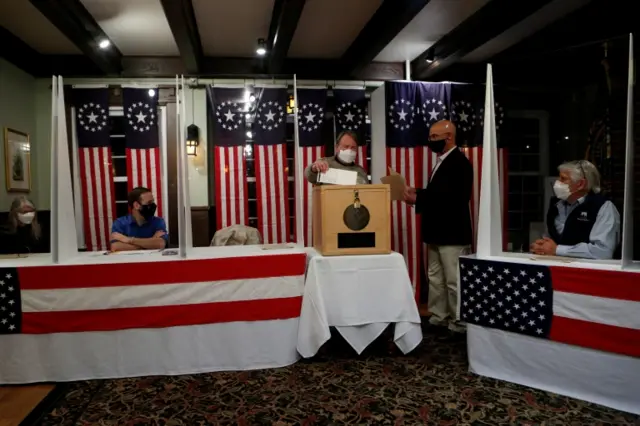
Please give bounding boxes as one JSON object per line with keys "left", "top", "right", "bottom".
{"left": 0, "top": 59, "right": 43, "bottom": 211}
{"left": 184, "top": 87, "right": 208, "bottom": 207}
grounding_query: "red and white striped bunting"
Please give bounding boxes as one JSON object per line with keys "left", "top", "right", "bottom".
{"left": 79, "top": 147, "right": 116, "bottom": 251}
{"left": 254, "top": 144, "right": 290, "bottom": 244}
{"left": 126, "top": 147, "right": 164, "bottom": 217}
{"left": 214, "top": 146, "right": 249, "bottom": 230}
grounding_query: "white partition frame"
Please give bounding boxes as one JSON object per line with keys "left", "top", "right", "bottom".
{"left": 370, "top": 85, "right": 386, "bottom": 186}
{"left": 51, "top": 76, "right": 79, "bottom": 262}
{"left": 622, "top": 33, "right": 635, "bottom": 269}
{"left": 293, "top": 75, "right": 305, "bottom": 246}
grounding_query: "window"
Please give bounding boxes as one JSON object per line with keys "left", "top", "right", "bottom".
{"left": 506, "top": 112, "right": 549, "bottom": 251}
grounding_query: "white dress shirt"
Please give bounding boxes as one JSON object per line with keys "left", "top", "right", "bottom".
{"left": 429, "top": 146, "right": 457, "bottom": 182}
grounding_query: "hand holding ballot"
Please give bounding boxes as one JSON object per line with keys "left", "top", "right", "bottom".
{"left": 311, "top": 159, "right": 329, "bottom": 173}
{"left": 403, "top": 186, "right": 417, "bottom": 205}
{"left": 380, "top": 167, "right": 417, "bottom": 204}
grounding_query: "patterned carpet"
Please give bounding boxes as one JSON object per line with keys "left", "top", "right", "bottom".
{"left": 40, "top": 326, "right": 639, "bottom": 425}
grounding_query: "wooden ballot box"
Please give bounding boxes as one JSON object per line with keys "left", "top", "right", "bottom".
{"left": 312, "top": 184, "right": 391, "bottom": 256}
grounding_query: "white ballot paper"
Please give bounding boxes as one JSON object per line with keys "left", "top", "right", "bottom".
{"left": 318, "top": 168, "right": 358, "bottom": 185}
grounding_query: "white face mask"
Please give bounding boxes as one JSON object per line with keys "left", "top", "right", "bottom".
{"left": 337, "top": 149, "right": 356, "bottom": 164}
{"left": 17, "top": 212, "right": 35, "bottom": 225}
{"left": 553, "top": 181, "right": 572, "bottom": 200}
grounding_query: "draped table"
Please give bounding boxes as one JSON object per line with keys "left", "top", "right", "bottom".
{"left": 297, "top": 249, "right": 423, "bottom": 357}
{"left": 0, "top": 246, "right": 306, "bottom": 383}
{"left": 462, "top": 253, "right": 640, "bottom": 415}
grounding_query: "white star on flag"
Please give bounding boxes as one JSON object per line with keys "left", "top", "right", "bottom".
{"left": 126, "top": 102, "right": 156, "bottom": 133}
{"left": 451, "top": 100, "right": 474, "bottom": 132}
{"left": 77, "top": 103, "right": 108, "bottom": 132}
{"left": 336, "top": 101, "right": 364, "bottom": 131}
{"left": 216, "top": 101, "right": 243, "bottom": 130}
{"left": 388, "top": 99, "right": 414, "bottom": 131}
{"left": 257, "top": 102, "right": 284, "bottom": 131}
{"left": 299, "top": 103, "right": 324, "bottom": 132}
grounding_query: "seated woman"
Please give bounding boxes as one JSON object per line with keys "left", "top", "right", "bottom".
{"left": 530, "top": 160, "right": 620, "bottom": 260}
{"left": 0, "top": 196, "right": 47, "bottom": 255}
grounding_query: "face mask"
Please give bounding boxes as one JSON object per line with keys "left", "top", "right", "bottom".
{"left": 139, "top": 203, "right": 157, "bottom": 220}
{"left": 427, "top": 138, "right": 446, "bottom": 154}
{"left": 337, "top": 149, "right": 356, "bottom": 164}
{"left": 17, "top": 212, "right": 35, "bottom": 225}
{"left": 553, "top": 181, "right": 572, "bottom": 200}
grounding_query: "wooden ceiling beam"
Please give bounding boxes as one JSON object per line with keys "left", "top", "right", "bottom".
{"left": 29, "top": 0, "right": 122, "bottom": 75}
{"left": 159, "top": 0, "right": 204, "bottom": 74}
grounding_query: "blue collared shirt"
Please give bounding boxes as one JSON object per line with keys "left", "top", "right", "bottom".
{"left": 548, "top": 196, "right": 620, "bottom": 259}
{"left": 111, "top": 215, "right": 169, "bottom": 246}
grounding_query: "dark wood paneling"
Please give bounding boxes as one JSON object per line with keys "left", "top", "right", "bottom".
{"left": 165, "top": 103, "right": 179, "bottom": 247}
{"left": 191, "top": 206, "right": 210, "bottom": 247}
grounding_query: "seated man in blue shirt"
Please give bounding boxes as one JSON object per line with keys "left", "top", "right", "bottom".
{"left": 530, "top": 160, "right": 620, "bottom": 259}
{"left": 110, "top": 187, "right": 168, "bottom": 252}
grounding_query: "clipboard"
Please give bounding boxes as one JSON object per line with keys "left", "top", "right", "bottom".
{"left": 380, "top": 167, "right": 406, "bottom": 200}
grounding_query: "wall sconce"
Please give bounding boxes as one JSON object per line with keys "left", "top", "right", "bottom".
{"left": 286, "top": 94, "right": 295, "bottom": 114}
{"left": 186, "top": 124, "right": 200, "bottom": 156}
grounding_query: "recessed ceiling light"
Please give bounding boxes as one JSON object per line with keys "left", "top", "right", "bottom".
{"left": 148, "top": 89, "right": 156, "bottom": 97}
{"left": 98, "top": 39, "right": 110, "bottom": 49}
{"left": 256, "top": 38, "right": 267, "bottom": 56}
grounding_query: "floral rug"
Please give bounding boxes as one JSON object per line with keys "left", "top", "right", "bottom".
{"left": 40, "top": 326, "right": 639, "bottom": 425}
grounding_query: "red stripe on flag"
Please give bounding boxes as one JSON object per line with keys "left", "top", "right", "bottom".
{"left": 550, "top": 316, "right": 640, "bottom": 358}
{"left": 387, "top": 147, "right": 421, "bottom": 302}
{"left": 21, "top": 296, "right": 303, "bottom": 334}
{"left": 126, "top": 147, "right": 164, "bottom": 217}
{"left": 18, "top": 253, "right": 307, "bottom": 290}
{"left": 255, "top": 144, "right": 290, "bottom": 244}
{"left": 549, "top": 267, "right": 640, "bottom": 302}
{"left": 297, "top": 146, "right": 324, "bottom": 246}
{"left": 214, "top": 146, "right": 248, "bottom": 229}
{"left": 78, "top": 147, "right": 116, "bottom": 251}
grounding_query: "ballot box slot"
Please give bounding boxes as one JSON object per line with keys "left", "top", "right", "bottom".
{"left": 337, "top": 232, "right": 376, "bottom": 249}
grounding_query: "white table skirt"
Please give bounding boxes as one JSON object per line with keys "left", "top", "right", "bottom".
{"left": 0, "top": 318, "right": 300, "bottom": 383}
{"left": 468, "top": 325, "right": 640, "bottom": 415}
{"left": 298, "top": 250, "right": 422, "bottom": 357}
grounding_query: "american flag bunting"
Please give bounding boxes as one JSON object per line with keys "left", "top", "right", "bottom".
{"left": 208, "top": 87, "right": 249, "bottom": 230}
{"left": 459, "top": 258, "right": 640, "bottom": 358}
{"left": 122, "top": 88, "right": 164, "bottom": 217}
{"left": 73, "top": 88, "right": 116, "bottom": 251}
{"left": 253, "top": 88, "right": 290, "bottom": 244}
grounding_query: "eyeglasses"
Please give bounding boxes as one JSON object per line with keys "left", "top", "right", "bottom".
{"left": 577, "top": 160, "right": 587, "bottom": 179}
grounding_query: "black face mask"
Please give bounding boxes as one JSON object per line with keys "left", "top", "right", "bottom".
{"left": 427, "top": 138, "right": 447, "bottom": 154}
{"left": 139, "top": 203, "right": 157, "bottom": 220}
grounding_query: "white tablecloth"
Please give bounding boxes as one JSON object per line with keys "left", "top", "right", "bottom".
{"left": 297, "top": 250, "right": 423, "bottom": 357}
{"left": 0, "top": 246, "right": 306, "bottom": 383}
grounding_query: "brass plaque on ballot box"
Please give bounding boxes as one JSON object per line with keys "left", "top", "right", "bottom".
{"left": 312, "top": 184, "right": 391, "bottom": 256}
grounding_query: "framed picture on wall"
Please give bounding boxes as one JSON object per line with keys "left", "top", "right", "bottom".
{"left": 4, "top": 127, "right": 31, "bottom": 192}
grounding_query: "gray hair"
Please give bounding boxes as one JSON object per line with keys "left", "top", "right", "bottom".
{"left": 558, "top": 160, "right": 601, "bottom": 194}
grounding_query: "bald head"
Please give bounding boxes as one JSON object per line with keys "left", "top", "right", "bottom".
{"left": 427, "top": 120, "right": 457, "bottom": 154}
{"left": 430, "top": 120, "right": 456, "bottom": 138}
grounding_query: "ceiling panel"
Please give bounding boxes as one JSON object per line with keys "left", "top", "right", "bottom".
{"left": 374, "top": 0, "right": 491, "bottom": 63}
{"left": 0, "top": 0, "right": 80, "bottom": 54}
{"left": 288, "top": 0, "right": 383, "bottom": 59}
{"left": 80, "top": 0, "right": 178, "bottom": 56}
{"left": 193, "top": 0, "right": 274, "bottom": 57}
{"left": 461, "top": 0, "right": 591, "bottom": 63}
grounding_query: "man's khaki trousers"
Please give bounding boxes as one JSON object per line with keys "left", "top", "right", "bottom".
{"left": 425, "top": 244, "right": 471, "bottom": 330}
